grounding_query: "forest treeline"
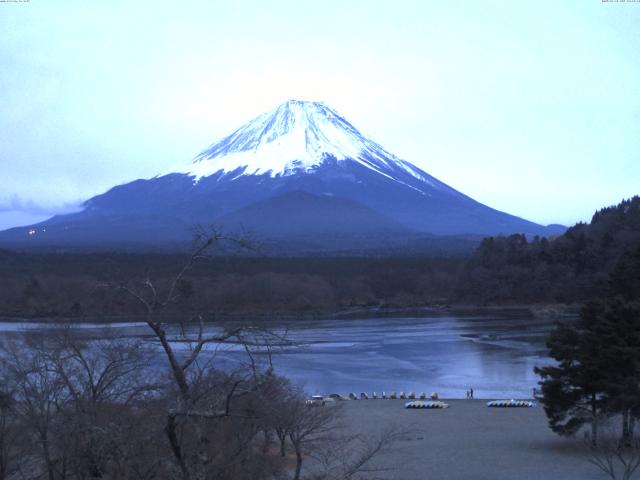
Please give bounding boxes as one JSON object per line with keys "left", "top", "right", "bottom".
{"left": 457, "top": 196, "right": 640, "bottom": 304}
{"left": 0, "top": 254, "right": 462, "bottom": 319}
{"left": 0, "top": 196, "right": 638, "bottom": 318}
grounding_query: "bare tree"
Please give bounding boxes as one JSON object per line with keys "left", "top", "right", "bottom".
{"left": 45, "top": 328, "right": 156, "bottom": 479}
{"left": 2, "top": 339, "right": 71, "bottom": 480}
{"left": 0, "top": 328, "right": 159, "bottom": 480}
{"left": 261, "top": 374, "right": 298, "bottom": 457}
{"left": 309, "top": 425, "right": 409, "bottom": 480}
{"left": 104, "top": 228, "right": 286, "bottom": 480}
{"left": 286, "top": 395, "right": 342, "bottom": 480}
{"left": 0, "top": 388, "right": 21, "bottom": 480}
{"left": 586, "top": 425, "right": 640, "bottom": 480}
{"left": 281, "top": 391, "right": 409, "bottom": 480}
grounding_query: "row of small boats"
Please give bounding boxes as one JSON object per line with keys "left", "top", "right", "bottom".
{"left": 347, "top": 391, "right": 439, "bottom": 400}
{"left": 486, "top": 400, "right": 536, "bottom": 408}
{"left": 324, "top": 393, "right": 536, "bottom": 409}
{"left": 404, "top": 399, "right": 536, "bottom": 409}
{"left": 405, "top": 401, "right": 449, "bottom": 409}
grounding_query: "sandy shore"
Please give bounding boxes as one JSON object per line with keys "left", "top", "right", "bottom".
{"left": 337, "top": 399, "right": 602, "bottom": 480}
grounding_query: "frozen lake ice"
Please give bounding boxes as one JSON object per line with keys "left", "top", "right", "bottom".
{"left": 0, "top": 314, "right": 559, "bottom": 399}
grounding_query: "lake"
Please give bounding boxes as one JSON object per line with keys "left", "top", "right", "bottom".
{"left": 0, "top": 314, "right": 559, "bottom": 399}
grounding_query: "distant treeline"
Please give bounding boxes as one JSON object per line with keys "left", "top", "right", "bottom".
{"left": 0, "top": 253, "right": 462, "bottom": 318}
{"left": 0, "top": 196, "right": 638, "bottom": 318}
{"left": 456, "top": 196, "right": 640, "bottom": 304}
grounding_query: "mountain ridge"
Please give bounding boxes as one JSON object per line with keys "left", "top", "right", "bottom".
{"left": 173, "top": 99, "right": 456, "bottom": 190}
{"left": 0, "top": 99, "right": 565, "bottom": 251}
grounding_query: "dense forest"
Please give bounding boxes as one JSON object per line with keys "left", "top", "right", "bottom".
{"left": 0, "top": 253, "right": 462, "bottom": 319}
{"left": 457, "top": 196, "right": 640, "bottom": 304}
{"left": 0, "top": 197, "right": 638, "bottom": 319}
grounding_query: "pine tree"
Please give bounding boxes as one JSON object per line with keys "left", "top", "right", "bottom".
{"left": 536, "top": 299, "right": 640, "bottom": 446}
{"left": 534, "top": 315, "right": 609, "bottom": 445}
{"left": 589, "top": 300, "right": 640, "bottom": 446}
{"left": 609, "top": 246, "right": 640, "bottom": 301}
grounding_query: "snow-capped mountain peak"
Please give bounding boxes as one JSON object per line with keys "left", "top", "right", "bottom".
{"left": 0, "top": 100, "right": 563, "bottom": 248}
{"left": 171, "top": 99, "right": 430, "bottom": 183}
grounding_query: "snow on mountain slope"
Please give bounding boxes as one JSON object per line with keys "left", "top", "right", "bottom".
{"left": 0, "top": 99, "right": 566, "bottom": 249}
{"left": 171, "top": 99, "right": 449, "bottom": 192}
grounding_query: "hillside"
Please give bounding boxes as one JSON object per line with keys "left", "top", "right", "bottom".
{"left": 456, "top": 196, "right": 640, "bottom": 303}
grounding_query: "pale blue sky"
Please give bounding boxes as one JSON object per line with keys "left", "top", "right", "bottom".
{"left": 1, "top": 0, "right": 639, "bottom": 229}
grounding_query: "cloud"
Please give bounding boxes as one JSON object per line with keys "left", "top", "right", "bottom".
{"left": 0, "top": 195, "right": 82, "bottom": 217}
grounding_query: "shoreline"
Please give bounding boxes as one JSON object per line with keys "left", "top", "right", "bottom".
{"left": 0, "top": 303, "right": 580, "bottom": 324}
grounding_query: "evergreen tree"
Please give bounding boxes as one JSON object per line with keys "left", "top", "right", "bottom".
{"left": 589, "top": 300, "right": 640, "bottom": 446}
{"left": 534, "top": 315, "right": 609, "bottom": 445}
{"left": 536, "top": 299, "right": 640, "bottom": 446}
{"left": 609, "top": 246, "right": 640, "bottom": 301}
{"left": 458, "top": 196, "right": 640, "bottom": 304}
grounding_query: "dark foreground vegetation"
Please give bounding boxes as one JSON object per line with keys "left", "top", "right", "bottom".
{"left": 533, "top": 209, "right": 640, "bottom": 480}
{"left": 0, "top": 197, "right": 638, "bottom": 319}
{"left": 0, "top": 330, "right": 404, "bottom": 480}
{"left": 0, "top": 233, "right": 404, "bottom": 480}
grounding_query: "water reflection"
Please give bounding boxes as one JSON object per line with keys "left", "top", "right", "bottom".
{"left": 0, "top": 315, "right": 558, "bottom": 398}
{"left": 262, "top": 315, "right": 556, "bottom": 398}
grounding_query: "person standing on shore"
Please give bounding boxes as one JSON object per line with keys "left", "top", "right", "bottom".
{"left": 470, "top": 387, "right": 474, "bottom": 399}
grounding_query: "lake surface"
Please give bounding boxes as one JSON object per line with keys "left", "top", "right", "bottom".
{"left": 0, "top": 314, "right": 558, "bottom": 399}
{"left": 268, "top": 315, "right": 557, "bottom": 398}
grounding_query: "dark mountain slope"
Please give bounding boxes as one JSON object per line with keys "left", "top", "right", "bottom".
{"left": 0, "top": 100, "right": 564, "bottom": 250}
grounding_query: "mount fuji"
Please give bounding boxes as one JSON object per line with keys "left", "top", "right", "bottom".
{"left": 0, "top": 100, "right": 564, "bottom": 252}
